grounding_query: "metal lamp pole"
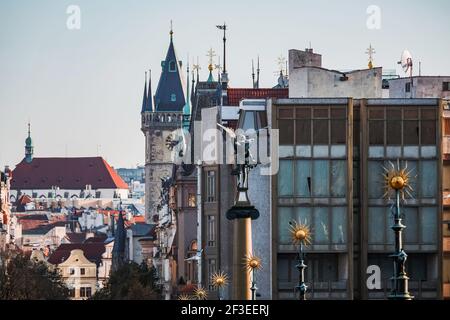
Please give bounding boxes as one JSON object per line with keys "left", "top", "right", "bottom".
{"left": 296, "top": 241, "right": 307, "bottom": 300}
{"left": 388, "top": 189, "right": 413, "bottom": 300}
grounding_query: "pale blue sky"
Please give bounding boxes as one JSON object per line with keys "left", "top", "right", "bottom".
{"left": 0, "top": 0, "right": 449, "bottom": 168}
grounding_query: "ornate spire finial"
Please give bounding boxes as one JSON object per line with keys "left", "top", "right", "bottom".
{"left": 28, "top": 122, "right": 31, "bottom": 137}
{"left": 170, "top": 20, "right": 173, "bottom": 40}
{"left": 366, "top": 44, "right": 375, "bottom": 69}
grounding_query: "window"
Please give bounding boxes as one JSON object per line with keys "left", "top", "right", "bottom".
{"left": 80, "top": 287, "right": 92, "bottom": 298}
{"left": 69, "top": 268, "right": 75, "bottom": 275}
{"left": 208, "top": 259, "right": 217, "bottom": 291}
{"left": 68, "top": 288, "right": 75, "bottom": 297}
{"left": 169, "top": 60, "right": 176, "bottom": 72}
{"left": 443, "top": 82, "right": 450, "bottom": 91}
{"left": 80, "top": 268, "right": 85, "bottom": 275}
{"left": 188, "top": 193, "right": 196, "bottom": 207}
{"left": 405, "top": 82, "right": 411, "bottom": 93}
{"left": 170, "top": 94, "right": 176, "bottom": 102}
{"left": 206, "top": 171, "right": 216, "bottom": 202}
{"left": 207, "top": 215, "right": 216, "bottom": 247}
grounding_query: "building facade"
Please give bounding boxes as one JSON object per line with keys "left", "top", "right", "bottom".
{"left": 270, "top": 97, "right": 443, "bottom": 299}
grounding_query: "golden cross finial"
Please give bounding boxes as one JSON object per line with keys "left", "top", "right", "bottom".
{"left": 193, "top": 56, "right": 201, "bottom": 72}
{"left": 366, "top": 44, "right": 375, "bottom": 68}
{"left": 206, "top": 48, "right": 216, "bottom": 66}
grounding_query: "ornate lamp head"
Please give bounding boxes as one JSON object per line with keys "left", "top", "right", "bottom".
{"left": 211, "top": 270, "right": 229, "bottom": 289}
{"left": 178, "top": 294, "right": 191, "bottom": 300}
{"left": 382, "top": 161, "right": 414, "bottom": 201}
{"left": 289, "top": 220, "right": 312, "bottom": 246}
{"left": 244, "top": 253, "right": 262, "bottom": 273}
{"left": 194, "top": 286, "right": 208, "bottom": 300}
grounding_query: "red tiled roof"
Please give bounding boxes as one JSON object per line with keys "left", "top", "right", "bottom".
{"left": 47, "top": 243, "right": 106, "bottom": 265}
{"left": 11, "top": 157, "right": 128, "bottom": 190}
{"left": 227, "top": 88, "right": 289, "bottom": 106}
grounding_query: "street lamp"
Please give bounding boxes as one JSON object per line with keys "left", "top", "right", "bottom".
{"left": 383, "top": 161, "right": 414, "bottom": 300}
{"left": 289, "top": 220, "right": 312, "bottom": 300}
{"left": 211, "top": 270, "right": 229, "bottom": 300}
{"left": 244, "top": 253, "right": 262, "bottom": 300}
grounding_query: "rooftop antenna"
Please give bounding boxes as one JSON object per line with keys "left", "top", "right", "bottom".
{"left": 252, "top": 59, "right": 255, "bottom": 88}
{"left": 256, "top": 55, "right": 260, "bottom": 89}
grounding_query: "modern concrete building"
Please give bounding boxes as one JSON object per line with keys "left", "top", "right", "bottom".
{"left": 269, "top": 97, "right": 443, "bottom": 299}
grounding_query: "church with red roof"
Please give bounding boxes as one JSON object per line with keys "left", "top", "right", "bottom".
{"left": 9, "top": 125, "right": 128, "bottom": 202}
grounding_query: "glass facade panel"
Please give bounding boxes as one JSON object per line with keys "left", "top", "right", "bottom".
{"left": 295, "top": 160, "right": 311, "bottom": 197}
{"left": 403, "top": 207, "right": 418, "bottom": 243}
{"left": 314, "top": 207, "right": 329, "bottom": 244}
{"left": 420, "top": 207, "right": 437, "bottom": 244}
{"left": 368, "top": 207, "right": 385, "bottom": 244}
{"left": 278, "top": 207, "right": 294, "bottom": 244}
{"left": 330, "top": 160, "right": 346, "bottom": 197}
{"left": 313, "top": 160, "right": 329, "bottom": 197}
{"left": 279, "top": 160, "right": 293, "bottom": 196}
{"left": 331, "top": 207, "right": 346, "bottom": 244}
{"left": 368, "top": 161, "right": 383, "bottom": 199}
{"left": 420, "top": 161, "right": 437, "bottom": 198}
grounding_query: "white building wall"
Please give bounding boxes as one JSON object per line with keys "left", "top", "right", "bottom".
{"left": 289, "top": 67, "right": 383, "bottom": 98}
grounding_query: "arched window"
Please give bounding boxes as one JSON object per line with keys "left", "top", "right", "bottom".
{"left": 169, "top": 60, "right": 176, "bottom": 72}
{"left": 171, "top": 94, "right": 176, "bottom": 102}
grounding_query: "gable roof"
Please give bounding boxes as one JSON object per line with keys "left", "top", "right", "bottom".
{"left": 154, "top": 35, "right": 186, "bottom": 112}
{"left": 47, "top": 243, "right": 106, "bottom": 265}
{"left": 11, "top": 157, "right": 128, "bottom": 190}
{"left": 227, "top": 88, "right": 289, "bottom": 106}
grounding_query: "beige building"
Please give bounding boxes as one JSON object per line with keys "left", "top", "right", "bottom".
{"left": 48, "top": 242, "right": 112, "bottom": 299}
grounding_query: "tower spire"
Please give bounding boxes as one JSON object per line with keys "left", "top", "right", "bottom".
{"left": 25, "top": 122, "right": 34, "bottom": 163}
{"left": 146, "top": 69, "right": 153, "bottom": 112}
{"left": 141, "top": 71, "right": 148, "bottom": 113}
{"left": 170, "top": 20, "right": 173, "bottom": 41}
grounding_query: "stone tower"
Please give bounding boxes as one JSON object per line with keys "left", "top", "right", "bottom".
{"left": 141, "top": 29, "right": 186, "bottom": 222}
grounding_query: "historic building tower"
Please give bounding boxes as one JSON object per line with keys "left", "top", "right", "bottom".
{"left": 140, "top": 28, "right": 186, "bottom": 223}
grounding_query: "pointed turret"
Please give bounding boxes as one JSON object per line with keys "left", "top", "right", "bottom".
{"left": 140, "top": 72, "right": 148, "bottom": 113}
{"left": 25, "top": 123, "right": 34, "bottom": 163}
{"left": 112, "top": 201, "right": 126, "bottom": 271}
{"left": 146, "top": 69, "right": 153, "bottom": 112}
{"left": 154, "top": 26, "right": 186, "bottom": 112}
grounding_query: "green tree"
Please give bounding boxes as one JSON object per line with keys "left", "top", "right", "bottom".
{"left": 0, "top": 250, "right": 69, "bottom": 300}
{"left": 92, "top": 261, "right": 160, "bottom": 300}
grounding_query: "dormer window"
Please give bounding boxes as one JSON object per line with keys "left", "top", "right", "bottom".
{"left": 171, "top": 94, "right": 176, "bottom": 102}
{"left": 169, "top": 60, "right": 176, "bottom": 72}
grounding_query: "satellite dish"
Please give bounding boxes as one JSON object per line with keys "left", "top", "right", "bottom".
{"left": 398, "top": 49, "right": 413, "bottom": 76}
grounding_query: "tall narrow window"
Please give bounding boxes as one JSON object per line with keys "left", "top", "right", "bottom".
{"left": 206, "top": 171, "right": 216, "bottom": 202}
{"left": 208, "top": 259, "right": 217, "bottom": 290}
{"left": 207, "top": 215, "right": 216, "bottom": 247}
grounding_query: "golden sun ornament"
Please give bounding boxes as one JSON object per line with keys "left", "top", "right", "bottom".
{"left": 193, "top": 286, "right": 208, "bottom": 300}
{"left": 243, "top": 253, "right": 262, "bottom": 273}
{"left": 178, "top": 294, "right": 191, "bottom": 300}
{"left": 289, "top": 220, "right": 312, "bottom": 246}
{"left": 382, "top": 161, "right": 414, "bottom": 201}
{"left": 211, "top": 271, "right": 229, "bottom": 288}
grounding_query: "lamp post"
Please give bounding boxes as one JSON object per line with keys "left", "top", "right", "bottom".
{"left": 383, "top": 161, "right": 413, "bottom": 300}
{"left": 244, "top": 254, "right": 261, "bottom": 300}
{"left": 211, "top": 270, "right": 229, "bottom": 300}
{"left": 289, "top": 220, "right": 312, "bottom": 300}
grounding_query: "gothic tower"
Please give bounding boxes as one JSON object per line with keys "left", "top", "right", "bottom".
{"left": 141, "top": 28, "right": 186, "bottom": 222}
